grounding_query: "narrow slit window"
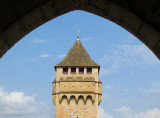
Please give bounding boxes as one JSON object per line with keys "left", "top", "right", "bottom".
{"left": 87, "top": 68, "right": 92, "bottom": 74}
{"left": 71, "top": 68, "right": 76, "bottom": 74}
{"left": 63, "top": 68, "right": 68, "bottom": 74}
{"left": 79, "top": 68, "right": 84, "bottom": 74}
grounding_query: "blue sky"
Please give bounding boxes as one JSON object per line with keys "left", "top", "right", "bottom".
{"left": 0, "top": 10, "right": 160, "bottom": 118}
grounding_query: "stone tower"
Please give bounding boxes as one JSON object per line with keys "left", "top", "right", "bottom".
{"left": 52, "top": 35, "right": 102, "bottom": 118}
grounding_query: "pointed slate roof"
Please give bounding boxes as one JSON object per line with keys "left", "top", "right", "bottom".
{"left": 55, "top": 40, "right": 100, "bottom": 68}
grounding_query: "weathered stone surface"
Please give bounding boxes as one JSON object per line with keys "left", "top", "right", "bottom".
{"left": 0, "top": 0, "right": 160, "bottom": 59}
{"left": 153, "top": 40, "right": 160, "bottom": 58}
{"left": 139, "top": 23, "right": 159, "bottom": 48}
{"left": 1, "top": 0, "right": 160, "bottom": 60}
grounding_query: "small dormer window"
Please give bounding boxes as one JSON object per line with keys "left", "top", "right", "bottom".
{"left": 87, "top": 68, "right": 92, "bottom": 74}
{"left": 71, "top": 68, "right": 76, "bottom": 74}
{"left": 79, "top": 68, "right": 84, "bottom": 74}
{"left": 63, "top": 68, "right": 68, "bottom": 74}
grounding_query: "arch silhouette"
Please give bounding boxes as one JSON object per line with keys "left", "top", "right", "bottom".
{"left": 0, "top": 0, "right": 160, "bottom": 60}
{"left": 86, "top": 95, "right": 93, "bottom": 105}
{"left": 78, "top": 95, "right": 85, "bottom": 105}
{"left": 69, "top": 95, "right": 77, "bottom": 105}
{"left": 60, "top": 95, "right": 68, "bottom": 105}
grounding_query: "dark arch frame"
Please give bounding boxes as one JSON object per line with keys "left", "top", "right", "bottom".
{"left": 0, "top": 0, "right": 160, "bottom": 60}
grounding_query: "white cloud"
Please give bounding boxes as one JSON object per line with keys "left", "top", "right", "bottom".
{"left": 116, "top": 44, "right": 159, "bottom": 65}
{"left": 103, "top": 84, "right": 135, "bottom": 96}
{"left": 135, "top": 108, "right": 160, "bottom": 118}
{"left": 139, "top": 82, "right": 160, "bottom": 95}
{"left": 82, "top": 37, "right": 92, "bottom": 41}
{"left": 58, "top": 54, "right": 66, "bottom": 59}
{"left": 0, "top": 87, "right": 53, "bottom": 118}
{"left": 101, "top": 44, "right": 159, "bottom": 67}
{"left": 98, "top": 106, "right": 113, "bottom": 118}
{"left": 117, "top": 106, "right": 133, "bottom": 118}
{"left": 40, "top": 54, "right": 50, "bottom": 58}
{"left": 147, "top": 82, "right": 160, "bottom": 94}
{"left": 100, "top": 67, "right": 116, "bottom": 76}
{"left": 117, "top": 106, "right": 160, "bottom": 118}
{"left": 99, "top": 44, "right": 159, "bottom": 76}
{"left": 33, "top": 38, "right": 46, "bottom": 43}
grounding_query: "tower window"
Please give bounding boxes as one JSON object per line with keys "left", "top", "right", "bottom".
{"left": 63, "top": 68, "right": 68, "bottom": 74}
{"left": 71, "top": 68, "right": 76, "bottom": 74}
{"left": 87, "top": 68, "right": 92, "bottom": 74}
{"left": 79, "top": 68, "right": 84, "bottom": 74}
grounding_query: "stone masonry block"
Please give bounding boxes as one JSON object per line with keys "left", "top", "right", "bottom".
{"left": 139, "top": 23, "right": 159, "bottom": 48}
{"left": 122, "top": 11, "right": 143, "bottom": 33}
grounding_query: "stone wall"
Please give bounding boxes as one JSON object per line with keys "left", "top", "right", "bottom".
{"left": 55, "top": 95, "right": 98, "bottom": 118}
{"left": 53, "top": 67, "right": 101, "bottom": 118}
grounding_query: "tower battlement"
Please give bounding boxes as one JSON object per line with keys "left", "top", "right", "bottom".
{"left": 59, "top": 95, "right": 94, "bottom": 105}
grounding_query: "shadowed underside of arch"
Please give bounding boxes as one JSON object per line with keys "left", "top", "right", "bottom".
{"left": 0, "top": 0, "right": 160, "bottom": 59}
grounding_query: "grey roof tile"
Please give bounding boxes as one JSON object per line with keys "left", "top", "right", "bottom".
{"left": 55, "top": 40, "right": 99, "bottom": 67}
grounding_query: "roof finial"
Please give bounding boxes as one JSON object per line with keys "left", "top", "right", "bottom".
{"left": 77, "top": 28, "right": 79, "bottom": 40}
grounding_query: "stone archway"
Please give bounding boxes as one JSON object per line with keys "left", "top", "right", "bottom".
{"left": 0, "top": 0, "right": 160, "bottom": 59}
